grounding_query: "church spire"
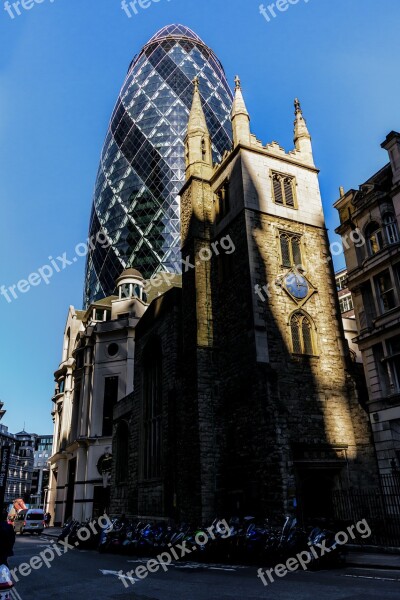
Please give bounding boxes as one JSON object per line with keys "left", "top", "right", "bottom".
{"left": 185, "top": 76, "right": 213, "bottom": 179}
{"left": 231, "top": 76, "right": 251, "bottom": 147}
{"left": 187, "top": 77, "right": 208, "bottom": 136}
{"left": 293, "top": 98, "right": 314, "bottom": 165}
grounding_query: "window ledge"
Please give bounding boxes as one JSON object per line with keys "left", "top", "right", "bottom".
{"left": 274, "top": 203, "right": 298, "bottom": 210}
{"left": 381, "top": 352, "right": 400, "bottom": 363}
{"left": 374, "top": 306, "right": 400, "bottom": 323}
{"left": 280, "top": 265, "right": 306, "bottom": 272}
{"left": 139, "top": 477, "right": 163, "bottom": 484}
{"left": 362, "top": 241, "right": 400, "bottom": 266}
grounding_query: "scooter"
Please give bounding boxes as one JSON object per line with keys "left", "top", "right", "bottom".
{"left": 278, "top": 516, "right": 308, "bottom": 558}
{"left": 98, "top": 518, "right": 126, "bottom": 553}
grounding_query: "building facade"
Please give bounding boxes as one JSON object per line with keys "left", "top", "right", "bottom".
{"left": 30, "top": 435, "right": 53, "bottom": 509}
{"left": 0, "top": 425, "right": 20, "bottom": 505}
{"left": 48, "top": 270, "right": 148, "bottom": 525}
{"left": 84, "top": 24, "right": 233, "bottom": 306}
{"left": 335, "top": 268, "right": 361, "bottom": 362}
{"left": 0, "top": 425, "right": 36, "bottom": 506}
{"left": 110, "top": 285, "right": 182, "bottom": 519}
{"left": 109, "top": 78, "right": 378, "bottom": 524}
{"left": 334, "top": 132, "right": 400, "bottom": 475}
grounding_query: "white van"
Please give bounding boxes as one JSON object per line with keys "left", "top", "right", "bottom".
{"left": 13, "top": 509, "right": 45, "bottom": 535}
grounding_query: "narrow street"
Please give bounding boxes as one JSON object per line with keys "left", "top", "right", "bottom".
{"left": 8, "top": 534, "right": 400, "bottom": 600}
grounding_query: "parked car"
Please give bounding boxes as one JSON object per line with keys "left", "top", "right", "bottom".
{"left": 13, "top": 509, "right": 45, "bottom": 535}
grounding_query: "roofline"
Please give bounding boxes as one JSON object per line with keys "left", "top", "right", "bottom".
{"left": 334, "top": 162, "right": 392, "bottom": 208}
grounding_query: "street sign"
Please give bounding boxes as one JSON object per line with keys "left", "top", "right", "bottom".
{"left": 0, "top": 445, "right": 11, "bottom": 507}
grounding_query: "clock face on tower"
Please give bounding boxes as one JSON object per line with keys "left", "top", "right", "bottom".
{"left": 284, "top": 272, "right": 309, "bottom": 299}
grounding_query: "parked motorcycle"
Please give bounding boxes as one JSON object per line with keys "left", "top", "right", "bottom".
{"left": 57, "top": 518, "right": 79, "bottom": 543}
{"left": 307, "top": 526, "right": 344, "bottom": 569}
{"left": 93, "top": 513, "right": 348, "bottom": 570}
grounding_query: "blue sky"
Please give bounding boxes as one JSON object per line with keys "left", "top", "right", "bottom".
{"left": 0, "top": 0, "right": 399, "bottom": 434}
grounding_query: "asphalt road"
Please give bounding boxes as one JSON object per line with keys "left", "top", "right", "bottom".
{"left": 7, "top": 534, "right": 400, "bottom": 600}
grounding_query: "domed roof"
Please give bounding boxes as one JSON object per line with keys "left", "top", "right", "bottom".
{"left": 117, "top": 268, "right": 143, "bottom": 280}
{"left": 147, "top": 24, "right": 204, "bottom": 45}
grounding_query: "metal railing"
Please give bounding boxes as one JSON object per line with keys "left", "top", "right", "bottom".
{"left": 332, "top": 474, "right": 400, "bottom": 547}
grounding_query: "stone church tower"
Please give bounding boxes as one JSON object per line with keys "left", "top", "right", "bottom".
{"left": 179, "top": 77, "right": 378, "bottom": 523}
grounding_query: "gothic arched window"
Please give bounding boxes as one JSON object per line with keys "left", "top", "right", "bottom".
{"left": 290, "top": 312, "right": 315, "bottom": 355}
{"left": 280, "top": 233, "right": 303, "bottom": 269}
{"left": 272, "top": 172, "right": 296, "bottom": 208}
{"left": 215, "top": 180, "right": 230, "bottom": 224}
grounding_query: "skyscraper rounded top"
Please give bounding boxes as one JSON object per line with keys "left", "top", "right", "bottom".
{"left": 148, "top": 24, "right": 204, "bottom": 45}
{"left": 129, "top": 23, "right": 227, "bottom": 82}
{"left": 84, "top": 24, "right": 233, "bottom": 306}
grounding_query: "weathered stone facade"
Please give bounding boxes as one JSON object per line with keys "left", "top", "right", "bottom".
{"left": 111, "top": 78, "right": 378, "bottom": 525}
{"left": 334, "top": 132, "right": 400, "bottom": 475}
{"left": 176, "top": 79, "right": 378, "bottom": 522}
{"left": 111, "top": 287, "right": 183, "bottom": 519}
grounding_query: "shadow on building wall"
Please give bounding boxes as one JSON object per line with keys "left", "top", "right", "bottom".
{"left": 111, "top": 144, "right": 379, "bottom": 528}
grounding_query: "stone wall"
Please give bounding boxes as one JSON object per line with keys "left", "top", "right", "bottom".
{"left": 111, "top": 287, "right": 183, "bottom": 519}
{"left": 111, "top": 144, "right": 379, "bottom": 523}
{"left": 184, "top": 147, "right": 379, "bottom": 519}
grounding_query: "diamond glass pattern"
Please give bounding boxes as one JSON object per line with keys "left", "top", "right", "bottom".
{"left": 84, "top": 24, "right": 233, "bottom": 306}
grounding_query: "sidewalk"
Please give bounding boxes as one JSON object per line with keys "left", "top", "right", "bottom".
{"left": 42, "top": 527, "right": 62, "bottom": 539}
{"left": 41, "top": 529, "right": 400, "bottom": 570}
{"left": 346, "top": 550, "right": 400, "bottom": 569}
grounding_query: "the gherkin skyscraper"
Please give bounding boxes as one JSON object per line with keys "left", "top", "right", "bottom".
{"left": 84, "top": 24, "right": 233, "bottom": 306}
